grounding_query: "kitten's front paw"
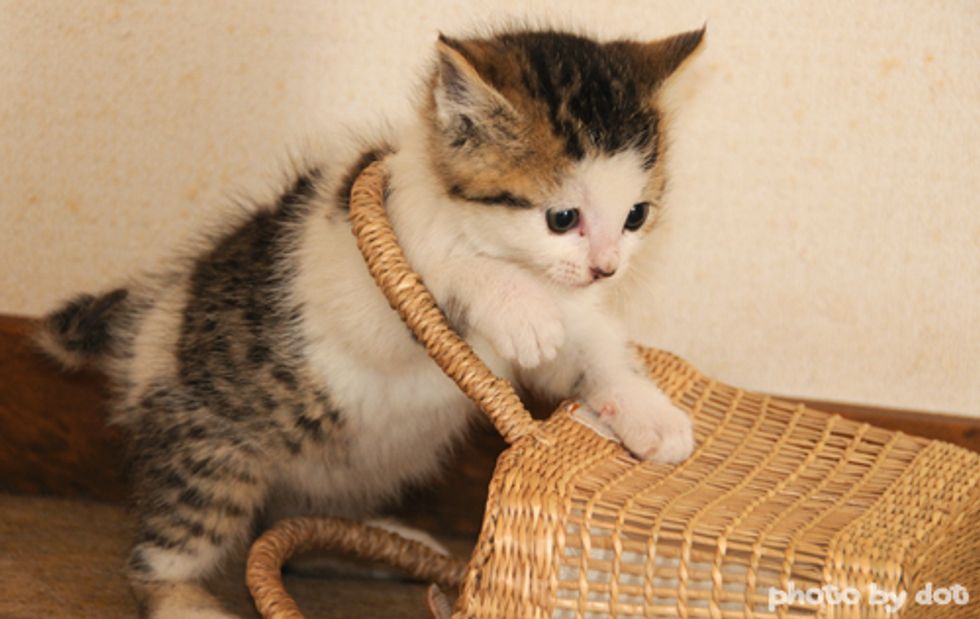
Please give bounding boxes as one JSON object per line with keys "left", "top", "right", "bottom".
{"left": 473, "top": 285, "right": 564, "bottom": 369}
{"left": 589, "top": 378, "right": 694, "bottom": 464}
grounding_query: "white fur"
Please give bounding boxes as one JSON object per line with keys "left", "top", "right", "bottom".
{"left": 112, "top": 280, "right": 187, "bottom": 423}
{"left": 289, "top": 137, "right": 486, "bottom": 513}
{"left": 140, "top": 544, "right": 224, "bottom": 582}
{"left": 289, "top": 113, "right": 692, "bottom": 486}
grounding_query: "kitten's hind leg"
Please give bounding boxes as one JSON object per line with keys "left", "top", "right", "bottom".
{"left": 131, "top": 581, "right": 238, "bottom": 619}
{"left": 126, "top": 424, "right": 268, "bottom": 619}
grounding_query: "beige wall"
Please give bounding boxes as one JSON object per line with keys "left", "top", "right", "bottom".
{"left": 1, "top": 1, "right": 977, "bottom": 416}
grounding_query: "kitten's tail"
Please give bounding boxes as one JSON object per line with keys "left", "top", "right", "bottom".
{"left": 36, "top": 288, "right": 130, "bottom": 370}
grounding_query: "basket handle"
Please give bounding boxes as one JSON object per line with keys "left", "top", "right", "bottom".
{"left": 348, "top": 160, "right": 538, "bottom": 445}
{"left": 246, "top": 517, "right": 466, "bottom": 619}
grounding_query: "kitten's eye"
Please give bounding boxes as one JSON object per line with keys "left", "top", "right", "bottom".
{"left": 546, "top": 208, "right": 580, "bottom": 233}
{"left": 624, "top": 202, "right": 650, "bottom": 231}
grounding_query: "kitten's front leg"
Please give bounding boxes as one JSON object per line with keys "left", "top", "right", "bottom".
{"left": 444, "top": 258, "right": 564, "bottom": 369}
{"left": 575, "top": 329, "right": 694, "bottom": 463}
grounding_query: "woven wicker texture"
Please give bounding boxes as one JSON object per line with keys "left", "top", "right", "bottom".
{"left": 247, "top": 161, "right": 980, "bottom": 618}
{"left": 460, "top": 352, "right": 980, "bottom": 618}
{"left": 247, "top": 517, "right": 466, "bottom": 619}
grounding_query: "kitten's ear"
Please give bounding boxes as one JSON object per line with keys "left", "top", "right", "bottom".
{"left": 626, "top": 26, "right": 706, "bottom": 87}
{"left": 432, "top": 35, "right": 518, "bottom": 143}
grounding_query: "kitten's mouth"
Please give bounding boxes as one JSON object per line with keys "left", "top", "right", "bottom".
{"left": 544, "top": 262, "right": 613, "bottom": 289}
{"left": 552, "top": 270, "right": 605, "bottom": 289}
{"left": 572, "top": 277, "right": 601, "bottom": 289}
{"left": 578, "top": 269, "right": 619, "bottom": 288}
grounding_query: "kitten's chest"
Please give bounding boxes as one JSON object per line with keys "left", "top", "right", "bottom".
{"left": 287, "top": 342, "right": 477, "bottom": 506}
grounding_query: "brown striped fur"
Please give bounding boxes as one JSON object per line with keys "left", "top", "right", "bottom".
{"left": 424, "top": 28, "right": 704, "bottom": 211}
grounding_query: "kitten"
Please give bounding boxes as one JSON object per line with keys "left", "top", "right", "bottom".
{"left": 38, "top": 26, "right": 704, "bottom": 619}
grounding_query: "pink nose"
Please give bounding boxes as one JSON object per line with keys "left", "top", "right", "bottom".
{"left": 590, "top": 266, "right": 616, "bottom": 280}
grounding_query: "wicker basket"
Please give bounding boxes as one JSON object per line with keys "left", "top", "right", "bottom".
{"left": 247, "top": 161, "right": 980, "bottom": 618}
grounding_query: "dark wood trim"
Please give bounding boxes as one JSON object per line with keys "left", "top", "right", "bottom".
{"left": 0, "top": 314, "right": 126, "bottom": 501}
{"left": 1, "top": 313, "right": 976, "bottom": 538}
{"left": 788, "top": 396, "right": 979, "bottom": 454}
{"left": 0, "top": 313, "right": 36, "bottom": 335}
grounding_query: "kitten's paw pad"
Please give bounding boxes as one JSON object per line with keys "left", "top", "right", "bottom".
{"left": 597, "top": 402, "right": 617, "bottom": 419}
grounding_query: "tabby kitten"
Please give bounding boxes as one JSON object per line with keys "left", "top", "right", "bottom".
{"left": 39, "top": 26, "right": 704, "bottom": 619}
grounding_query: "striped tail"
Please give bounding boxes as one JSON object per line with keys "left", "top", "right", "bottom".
{"left": 35, "top": 288, "right": 129, "bottom": 370}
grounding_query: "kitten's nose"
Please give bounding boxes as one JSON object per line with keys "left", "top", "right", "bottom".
{"left": 590, "top": 266, "right": 616, "bottom": 280}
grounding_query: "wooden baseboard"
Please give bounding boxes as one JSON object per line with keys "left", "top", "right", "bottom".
{"left": 0, "top": 315, "right": 126, "bottom": 501}
{"left": 1, "top": 313, "right": 976, "bottom": 537}
{"left": 790, "top": 396, "right": 978, "bottom": 454}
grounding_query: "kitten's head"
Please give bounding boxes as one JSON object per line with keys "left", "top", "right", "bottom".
{"left": 423, "top": 27, "right": 703, "bottom": 288}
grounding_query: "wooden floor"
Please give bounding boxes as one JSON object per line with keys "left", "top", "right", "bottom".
{"left": 0, "top": 493, "right": 462, "bottom": 619}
